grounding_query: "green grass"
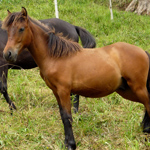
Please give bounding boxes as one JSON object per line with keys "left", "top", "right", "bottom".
{"left": 0, "top": 0, "right": 150, "bottom": 149}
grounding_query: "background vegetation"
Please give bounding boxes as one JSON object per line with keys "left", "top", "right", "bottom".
{"left": 0, "top": 0, "right": 150, "bottom": 149}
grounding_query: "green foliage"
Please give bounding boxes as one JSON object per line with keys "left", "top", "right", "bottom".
{"left": 0, "top": 0, "right": 150, "bottom": 149}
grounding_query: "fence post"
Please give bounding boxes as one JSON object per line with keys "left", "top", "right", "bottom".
{"left": 109, "top": 0, "right": 113, "bottom": 20}
{"left": 54, "top": 0, "right": 59, "bottom": 18}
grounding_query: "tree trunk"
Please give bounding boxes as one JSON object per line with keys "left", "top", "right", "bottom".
{"left": 126, "top": 0, "right": 150, "bottom": 15}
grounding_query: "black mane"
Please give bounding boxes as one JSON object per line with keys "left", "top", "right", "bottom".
{"left": 30, "top": 18, "right": 82, "bottom": 57}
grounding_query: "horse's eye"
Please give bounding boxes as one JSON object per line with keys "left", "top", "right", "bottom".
{"left": 19, "top": 27, "right": 24, "bottom": 32}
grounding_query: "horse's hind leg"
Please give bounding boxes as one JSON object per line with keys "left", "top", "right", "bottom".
{"left": 141, "top": 51, "right": 150, "bottom": 133}
{"left": 117, "top": 81, "right": 150, "bottom": 133}
{"left": 70, "top": 93, "right": 79, "bottom": 113}
{"left": 142, "top": 110, "right": 150, "bottom": 133}
{"left": 131, "top": 85, "right": 150, "bottom": 133}
{"left": 129, "top": 87, "right": 150, "bottom": 133}
{"left": 142, "top": 89, "right": 150, "bottom": 133}
{"left": 134, "top": 89, "right": 150, "bottom": 133}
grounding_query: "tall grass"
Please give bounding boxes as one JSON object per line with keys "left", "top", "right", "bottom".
{"left": 0, "top": 0, "right": 150, "bottom": 149}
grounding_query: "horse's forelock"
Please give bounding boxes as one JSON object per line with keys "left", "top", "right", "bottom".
{"left": 2, "top": 12, "right": 25, "bottom": 30}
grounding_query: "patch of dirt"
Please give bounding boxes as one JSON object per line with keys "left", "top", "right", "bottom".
{"left": 111, "top": 0, "right": 132, "bottom": 11}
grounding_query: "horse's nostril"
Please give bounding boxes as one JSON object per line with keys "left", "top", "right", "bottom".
{"left": 8, "top": 51, "right": 11, "bottom": 58}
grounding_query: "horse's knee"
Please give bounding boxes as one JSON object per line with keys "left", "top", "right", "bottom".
{"left": 0, "top": 71, "right": 7, "bottom": 91}
{"left": 0, "top": 81, "right": 17, "bottom": 110}
{"left": 0, "top": 79, "right": 7, "bottom": 93}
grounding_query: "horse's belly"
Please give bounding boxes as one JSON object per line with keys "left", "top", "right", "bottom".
{"left": 71, "top": 75, "right": 121, "bottom": 98}
{"left": 71, "top": 62, "right": 122, "bottom": 98}
{"left": 72, "top": 88, "right": 115, "bottom": 98}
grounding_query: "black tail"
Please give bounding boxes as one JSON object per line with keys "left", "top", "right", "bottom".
{"left": 145, "top": 51, "right": 150, "bottom": 93}
{"left": 75, "top": 26, "right": 96, "bottom": 48}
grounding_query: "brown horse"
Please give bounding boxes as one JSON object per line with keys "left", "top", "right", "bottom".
{"left": 0, "top": 17, "right": 96, "bottom": 114}
{"left": 2, "top": 7, "right": 150, "bottom": 150}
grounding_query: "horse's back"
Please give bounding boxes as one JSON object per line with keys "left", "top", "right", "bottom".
{"left": 0, "top": 22, "right": 7, "bottom": 49}
{"left": 40, "top": 18, "right": 79, "bottom": 42}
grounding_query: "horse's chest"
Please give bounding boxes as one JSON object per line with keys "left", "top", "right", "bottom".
{"left": 40, "top": 70, "right": 55, "bottom": 90}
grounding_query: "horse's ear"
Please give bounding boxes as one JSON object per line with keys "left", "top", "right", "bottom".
{"left": 7, "top": 10, "right": 11, "bottom": 15}
{"left": 21, "top": 7, "right": 27, "bottom": 17}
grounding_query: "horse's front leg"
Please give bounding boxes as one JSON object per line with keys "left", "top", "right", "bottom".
{"left": 0, "top": 65, "right": 16, "bottom": 112}
{"left": 53, "top": 90, "right": 76, "bottom": 150}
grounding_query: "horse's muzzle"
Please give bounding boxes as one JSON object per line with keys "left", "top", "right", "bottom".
{"left": 3, "top": 49, "right": 18, "bottom": 63}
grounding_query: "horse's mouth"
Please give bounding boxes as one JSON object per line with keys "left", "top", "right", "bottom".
{"left": 3, "top": 50, "right": 18, "bottom": 63}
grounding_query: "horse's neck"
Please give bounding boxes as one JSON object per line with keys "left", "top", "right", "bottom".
{"left": 28, "top": 21, "right": 49, "bottom": 68}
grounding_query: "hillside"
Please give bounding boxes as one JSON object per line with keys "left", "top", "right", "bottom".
{"left": 0, "top": 0, "right": 150, "bottom": 149}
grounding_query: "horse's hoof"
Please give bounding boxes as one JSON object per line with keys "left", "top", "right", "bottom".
{"left": 68, "top": 145, "right": 76, "bottom": 150}
{"left": 73, "top": 108, "right": 78, "bottom": 114}
{"left": 65, "top": 140, "right": 76, "bottom": 150}
{"left": 10, "top": 102, "right": 17, "bottom": 110}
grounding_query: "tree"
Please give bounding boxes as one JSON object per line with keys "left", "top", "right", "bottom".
{"left": 126, "top": 0, "right": 150, "bottom": 15}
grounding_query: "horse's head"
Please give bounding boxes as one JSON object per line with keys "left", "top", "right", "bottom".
{"left": 2, "top": 7, "right": 32, "bottom": 62}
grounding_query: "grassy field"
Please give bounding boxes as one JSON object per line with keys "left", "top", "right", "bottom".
{"left": 1, "top": 0, "right": 150, "bottom": 149}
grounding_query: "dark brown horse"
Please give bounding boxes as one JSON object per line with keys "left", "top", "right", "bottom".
{"left": 3, "top": 8, "right": 150, "bottom": 150}
{"left": 0, "top": 15, "right": 96, "bottom": 112}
